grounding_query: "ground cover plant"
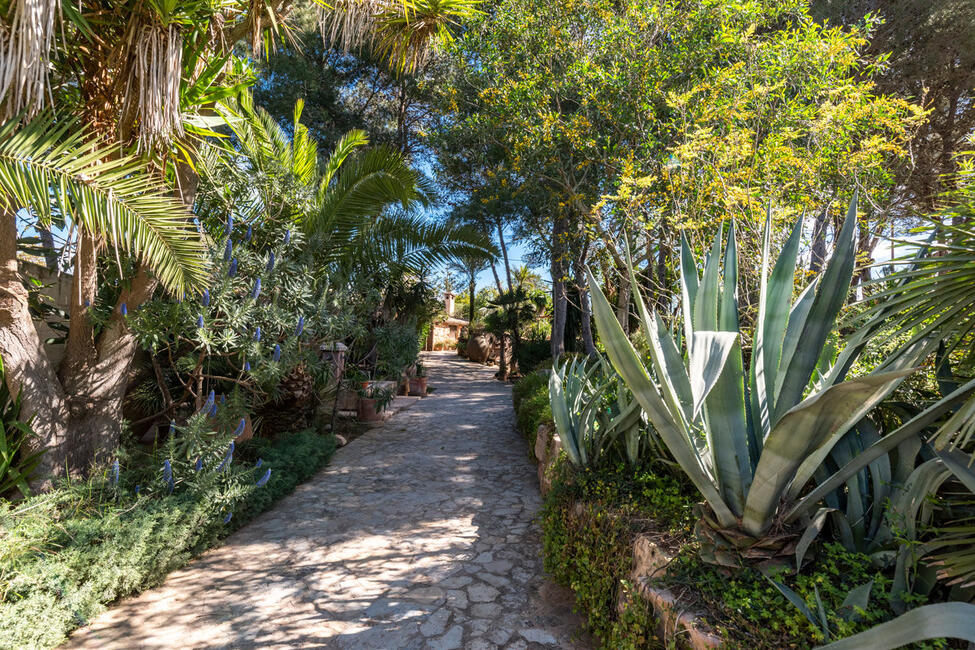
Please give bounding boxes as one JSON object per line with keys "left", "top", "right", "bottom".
{"left": 0, "top": 426, "right": 336, "bottom": 649}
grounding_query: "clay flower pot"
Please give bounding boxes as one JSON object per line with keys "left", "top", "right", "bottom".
{"left": 357, "top": 396, "right": 384, "bottom": 422}
{"left": 408, "top": 376, "right": 428, "bottom": 397}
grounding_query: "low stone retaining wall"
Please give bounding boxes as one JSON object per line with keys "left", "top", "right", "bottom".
{"left": 533, "top": 423, "right": 721, "bottom": 649}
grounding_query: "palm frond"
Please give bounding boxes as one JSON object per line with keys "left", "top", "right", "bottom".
{"left": 0, "top": 114, "right": 207, "bottom": 294}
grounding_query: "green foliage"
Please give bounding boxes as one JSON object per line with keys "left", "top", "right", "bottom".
{"left": 0, "top": 114, "right": 207, "bottom": 295}
{"left": 232, "top": 430, "right": 336, "bottom": 525}
{"left": 659, "top": 544, "right": 945, "bottom": 649}
{"left": 549, "top": 357, "right": 646, "bottom": 468}
{"left": 0, "top": 356, "right": 42, "bottom": 498}
{"left": 0, "top": 427, "right": 335, "bottom": 649}
{"left": 589, "top": 198, "right": 927, "bottom": 565}
{"left": 515, "top": 339, "right": 550, "bottom": 374}
{"left": 540, "top": 463, "right": 694, "bottom": 646}
{"left": 512, "top": 370, "right": 552, "bottom": 453}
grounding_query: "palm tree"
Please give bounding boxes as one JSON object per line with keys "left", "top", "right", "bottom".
{"left": 212, "top": 95, "right": 492, "bottom": 274}
{"left": 321, "top": 0, "right": 479, "bottom": 73}
{"left": 0, "top": 114, "right": 207, "bottom": 479}
{"left": 0, "top": 0, "right": 301, "bottom": 478}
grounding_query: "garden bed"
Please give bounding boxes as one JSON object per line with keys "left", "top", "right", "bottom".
{"left": 0, "top": 429, "right": 337, "bottom": 649}
{"left": 511, "top": 373, "right": 951, "bottom": 650}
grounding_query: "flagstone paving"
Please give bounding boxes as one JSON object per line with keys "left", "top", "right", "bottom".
{"left": 65, "top": 351, "right": 589, "bottom": 650}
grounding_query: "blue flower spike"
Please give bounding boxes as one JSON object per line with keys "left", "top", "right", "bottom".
{"left": 255, "top": 468, "right": 272, "bottom": 488}
{"left": 234, "top": 419, "right": 246, "bottom": 437}
{"left": 266, "top": 252, "right": 275, "bottom": 272}
{"left": 283, "top": 229, "right": 291, "bottom": 245}
{"left": 197, "top": 314, "right": 205, "bottom": 328}
{"left": 209, "top": 401, "right": 217, "bottom": 418}
{"left": 169, "top": 420, "right": 176, "bottom": 435}
{"left": 111, "top": 459, "right": 120, "bottom": 486}
{"left": 255, "top": 458, "right": 263, "bottom": 468}
{"left": 223, "top": 512, "right": 233, "bottom": 524}
{"left": 252, "top": 278, "right": 261, "bottom": 300}
{"left": 229, "top": 258, "right": 238, "bottom": 277}
{"left": 195, "top": 458, "right": 203, "bottom": 472}
{"left": 135, "top": 485, "right": 141, "bottom": 495}
{"left": 273, "top": 344, "right": 281, "bottom": 362}
{"left": 226, "top": 215, "right": 234, "bottom": 235}
{"left": 120, "top": 303, "right": 127, "bottom": 316}
{"left": 244, "top": 360, "right": 251, "bottom": 372}
{"left": 245, "top": 225, "right": 252, "bottom": 242}
{"left": 202, "top": 289, "right": 210, "bottom": 307}
{"left": 254, "top": 326, "right": 262, "bottom": 341}
{"left": 294, "top": 316, "right": 304, "bottom": 337}
{"left": 224, "top": 239, "right": 233, "bottom": 262}
{"left": 163, "top": 459, "right": 174, "bottom": 494}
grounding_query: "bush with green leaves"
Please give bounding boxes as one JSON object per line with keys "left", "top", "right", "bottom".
{"left": 0, "top": 420, "right": 335, "bottom": 649}
{"left": 512, "top": 370, "right": 552, "bottom": 453}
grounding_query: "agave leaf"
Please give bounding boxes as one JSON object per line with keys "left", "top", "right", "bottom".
{"left": 786, "top": 376, "right": 975, "bottom": 525}
{"left": 549, "top": 365, "right": 582, "bottom": 467}
{"left": 936, "top": 447, "right": 975, "bottom": 493}
{"left": 680, "top": 233, "right": 699, "bottom": 342}
{"left": 796, "top": 507, "right": 834, "bottom": 569}
{"left": 815, "top": 602, "right": 975, "bottom": 649}
{"left": 837, "top": 581, "right": 873, "bottom": 623}
{"left": 693, "top": 227, "right": 723, "bottom": 331}
{"left": 689, "top": 331, "right": 738, "bottom": 419}
{"left": 759, "top": 211, "right": 805, "bottom": 419}
{"left": 764, "top": 576, "right": 822, "bottom": 633}
{"left": 588, "top": 266, "right": 738, "bottom": 528}
{"left": 775, "top": 194, "right": 858, "bottom": 424}
{"left": 743, "top": 368, "right": 913, "bottom": 536}
{"left": 703, "top": 222, "right": 753, "bottom": 507}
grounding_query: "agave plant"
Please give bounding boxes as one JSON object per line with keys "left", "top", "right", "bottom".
{"left": 588, "top": 196, "right": 925, "bottom": 567}
{"left": 548, "top": 357, "right": 645, "bottom": 468}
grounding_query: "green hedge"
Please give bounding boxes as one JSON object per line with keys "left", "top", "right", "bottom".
{"left": 512, "top": 370, "right": 552, "bottom": 454}
{"left": 539, "top": 462, "right": 941, "bottom": 649}
{"left": 0, "top": 430, "right": 336, "bottom": 649}
{"left": 540, "top": 464, "right": 694, "bottom": 648}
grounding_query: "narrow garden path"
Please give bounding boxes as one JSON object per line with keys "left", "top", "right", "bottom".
{"left": 65, "top": 351, "right": 588, "bottom": 650}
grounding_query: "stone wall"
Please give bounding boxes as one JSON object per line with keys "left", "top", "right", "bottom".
{"left": 532, "top": 423, "right": 721, "bottom": 649}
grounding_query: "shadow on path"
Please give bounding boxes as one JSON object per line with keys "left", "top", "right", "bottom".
{"left": 64, "top": 352, "right": 590, "bottom": 650}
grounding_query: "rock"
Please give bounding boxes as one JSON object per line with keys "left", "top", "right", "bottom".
{"left": 471, "top": 602, "right": 502, "bottom": 618}
{"left": 467, "top": 332, "right": 497, "bottom": 364}
{"left": 630, "top": 534, "right": 673, "bottom": 581}
{"left": 519, "top": 628, "right": 557, "bottom": 644}
{"left": 420, "top": 608, "right": 451, "bottom": 637}
{"left": 431, "top": 625, "right": 464, "bottom": 650}
{"left": 334, "top": 434, "right": 348, "bottom": 447}
{"left": 534, "top": 424, "right": 562, "bottom": 495}
{"left": 468, "top": 582, "right": 500, "bottom": 603}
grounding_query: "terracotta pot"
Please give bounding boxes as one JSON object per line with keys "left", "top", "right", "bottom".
{"left": 408, "top": 376, "right": 428, "bottom": 396}
{"left": 357, "top": 397, "right": 384, "bottom": 422}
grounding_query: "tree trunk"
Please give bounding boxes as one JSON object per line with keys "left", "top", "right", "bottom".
{"left": 573, "top": 243, "right": 596, "bottom": 357}
{"left": 550, "top": 215, "right": 567, "bottom": 360}
{"left": 615, "top": 271, "right": 631, "bottom": 335}
{"left": 468, "top": 274, "right": 475, "bottom": 325}
{"left": 0, "top": 210, "right": 69, "bottom": 483}
{"left": 809, "top": 207, "right": 829, "bottom": 273}
{"left": 497, "top": 218, "right": 513, "bottom": 291}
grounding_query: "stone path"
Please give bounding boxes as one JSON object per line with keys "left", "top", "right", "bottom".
{"left": 65, "top": 352, "right": 589, "bottom": 650}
